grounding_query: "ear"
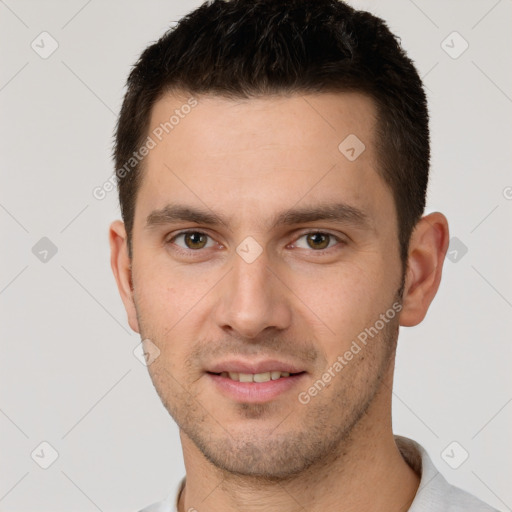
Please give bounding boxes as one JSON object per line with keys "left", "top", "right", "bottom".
{"left": 109, "top": 220, "right": 140, "bottom": 333}
{"left": 399, "top": 212, "right": 450, "bottom": 327}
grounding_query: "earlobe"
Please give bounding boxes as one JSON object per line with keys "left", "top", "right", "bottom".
{"left": 109, "top": 220, "right": 140, "bottom": 333}
{"left": 399, "top": 212, "right": 450, "bottom": 327}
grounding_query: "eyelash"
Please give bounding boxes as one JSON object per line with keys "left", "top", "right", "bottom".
{"left": 166, "top": 229, "right": 346, "bottom": 256}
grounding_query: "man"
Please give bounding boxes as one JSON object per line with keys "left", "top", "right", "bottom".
{"left": 109, "top": 1, "right": 499, "bottom": 511}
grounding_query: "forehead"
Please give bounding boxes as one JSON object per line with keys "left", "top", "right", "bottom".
{"left": 134, "top": 91, "right": 393, "bottom": 233}
{"left": 148, "top": 90, "right": 377, "bottom": 158}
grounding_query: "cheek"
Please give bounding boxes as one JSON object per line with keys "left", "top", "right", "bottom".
{"left": 288, "top": 262, "right": 394, "bottom": 366}
{"left": 297, "top": 264, "right": 385, "bottom": 324}
{"left": 136, "top": 279, "right": 179, "bottom": 324}
{"left": 132, "top": 261, "right": 213, "bottom": 361}
{"left": 133, "top": 258, "right": 200, "bottom": 324}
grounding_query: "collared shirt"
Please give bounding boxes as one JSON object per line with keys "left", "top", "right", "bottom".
{"left": 138, "top": 435, "right": 499, "bottom": 512}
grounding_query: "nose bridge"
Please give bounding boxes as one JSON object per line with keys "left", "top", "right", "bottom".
{"left": 215, "top": 246, "right": 290, "bottom": 338}
{"left": 231, "top": 249, "right": 272, "bottom": 314}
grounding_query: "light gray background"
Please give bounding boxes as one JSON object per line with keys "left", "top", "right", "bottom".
{"left": 1, "top": 1, "right": 511, "bottom": 511}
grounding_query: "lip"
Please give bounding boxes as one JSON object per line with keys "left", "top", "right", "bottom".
{"left": 207, "top": 372, "right": 307, "bottom": 403}
{"left": 207, "top": 359, "right": 306, "bottom": 374}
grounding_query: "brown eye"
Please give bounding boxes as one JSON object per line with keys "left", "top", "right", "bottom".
{"left": 183, "top": 232, "right": 208, "bottom": 249}
{"left": 306, "top": 232, "right": 331, "bottom": 250}
{"left": 170, "top": 231, "right": 214, "bottom": 251}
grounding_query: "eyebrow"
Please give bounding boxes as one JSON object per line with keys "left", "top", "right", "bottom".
{"left": 145, "top": 205, "right": 229, "bottom": 229}
{"left": 145, "top": 202, "right": 372, "bottom": 231}
{"left": 270, "top": 202, "right": 371, "bottom": 231}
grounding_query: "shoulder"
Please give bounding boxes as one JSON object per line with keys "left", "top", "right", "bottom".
{"left": 137, "top": 476, "right": 185, "bottom": 512}
{"left": 395, "top": 436, "right": 500, "bottom": 512}
{"left": 138, "top": 501, "right": 173, "bottom": 512}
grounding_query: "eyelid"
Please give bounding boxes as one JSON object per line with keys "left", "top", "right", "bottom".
{"left": 290, "top": 230, "right": 346, "bottom": 250}
{"left": 166, "top": 229, "right": 219, "bottom": 251}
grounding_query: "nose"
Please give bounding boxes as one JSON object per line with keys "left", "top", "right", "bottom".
{"left": 213, "top": 247, "right": 293, "bottom": 339}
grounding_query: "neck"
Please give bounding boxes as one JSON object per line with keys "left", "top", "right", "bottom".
{"left": 177, "top": 392, "right": 420, "bottom": 512}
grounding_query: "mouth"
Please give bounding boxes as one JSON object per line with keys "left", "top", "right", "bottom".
{"left": 207, "top": 370, "right": 306, "bottom": 382}
{"left": 205, "top": 370, "right": 308, "bottom": 403}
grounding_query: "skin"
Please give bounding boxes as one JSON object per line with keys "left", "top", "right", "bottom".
{"left": 110, "top": 91, "right": 449, "bottom": 512}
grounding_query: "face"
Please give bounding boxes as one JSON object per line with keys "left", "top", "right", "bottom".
{"left": 123, "top": 92, "right": 406, "bottom": 478}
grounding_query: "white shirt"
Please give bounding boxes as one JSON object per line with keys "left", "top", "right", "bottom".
{"left": 139, "top": 435, "right": 499, "bottom": 512}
